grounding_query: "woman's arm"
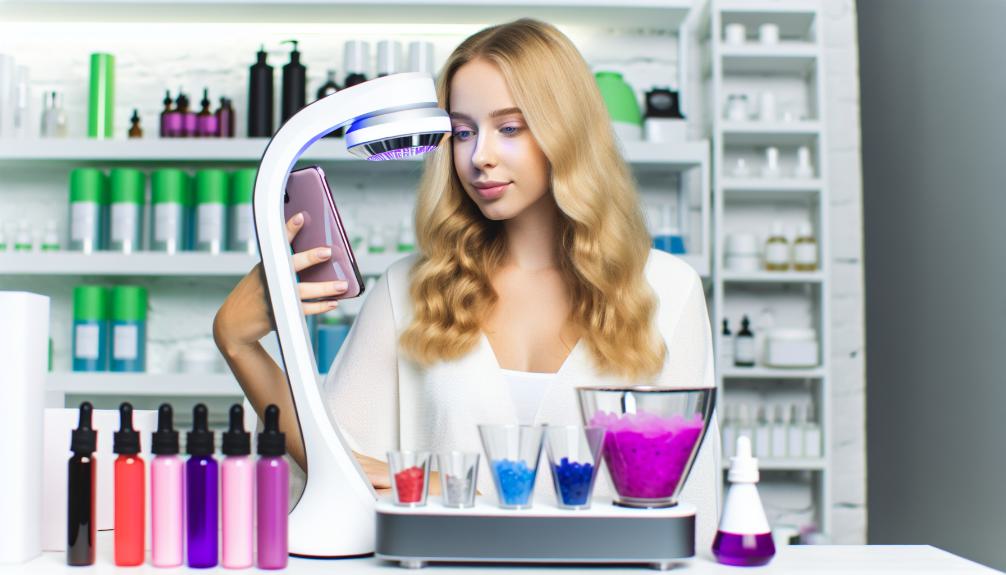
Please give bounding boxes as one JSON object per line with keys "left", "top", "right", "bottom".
{"left": 213, "top": 213, "right": 348, "bottom": 470}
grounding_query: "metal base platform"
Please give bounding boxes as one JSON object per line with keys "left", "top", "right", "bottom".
{"left": 375, "top": 497, "right": 695, "bottom": 570}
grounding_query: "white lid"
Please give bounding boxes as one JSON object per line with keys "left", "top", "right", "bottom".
{"left": 344, "top": 41, "right": 371, "bottom": 76}
{"left": 798, "top": 222, "right": 813, "bottom": 237}
{"left": 728, "top": 436, "right": 759, "bottom": 483}
{"left": 376, "top": 40, "right": 403, "bottom": 76}
{"left": 726, "top": 233, "right": 759, "bottom": 254}
{"left": 767, "top": 328, "right": 817, "bottom": 341}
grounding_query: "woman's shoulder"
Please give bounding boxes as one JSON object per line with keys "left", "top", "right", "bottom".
{"left": 643, "top": 248, "right": 702, "bottom": 295}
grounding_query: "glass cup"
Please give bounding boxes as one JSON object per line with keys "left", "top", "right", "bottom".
{"left": 478, "top": 424, "right": 545, "bottom": 509}
{"left": 387, "top": 451, "right": 432, "bottom": 507}
{"left": 438, "top": 451, "right": 480, "bottom": 508}
{"left": 544, "top": 426, "right": 606, "bottom": 510}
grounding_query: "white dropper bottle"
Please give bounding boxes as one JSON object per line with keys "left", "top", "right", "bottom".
{"left": 712, "top": 436, "right": 776, "bottom": 566}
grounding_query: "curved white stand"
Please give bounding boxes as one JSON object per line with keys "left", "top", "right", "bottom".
{"left": 253, "top": 73, "right": 445, "bottom": 557}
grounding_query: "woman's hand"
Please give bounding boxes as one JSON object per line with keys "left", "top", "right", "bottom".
{"left": 214, "top": 212, "right": 349, "bottom": 353}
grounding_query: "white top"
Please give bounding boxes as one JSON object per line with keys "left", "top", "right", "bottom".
{"left": 499, "top": 368, "right": 557, "bottom": 425}
{"left": 304, "top": 249, "right": 721, "bottom": 551}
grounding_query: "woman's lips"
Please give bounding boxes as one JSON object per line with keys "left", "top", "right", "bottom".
{"left": 474, "top": 182, "right": 510, "bottom": 201}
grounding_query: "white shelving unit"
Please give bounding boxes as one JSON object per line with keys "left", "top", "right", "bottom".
{"left": 706, "top": 0, "right": 832, "bottom": 536}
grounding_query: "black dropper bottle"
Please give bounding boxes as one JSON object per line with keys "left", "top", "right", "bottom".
{"left": 128, "top": 109, "right": 143, "bottom": 139}
{"left": 152, "top": 403, "right": 179, "bottom": 456}
{"left": 114, "top": 401, "right": 140, "bottom": 456}
{"left": 281, "top": 40, "right": 307, "bottom": 124}
{"left": 258, "top": 404, "right": 286, "bottom": 457}
{"left": 67, "top": 401, "right": 97, "bottom": 566}
{"left": 735, "top": 315, "right": 756, "bottom": 367}
{"left": 222, "top": 404, "right": 251, "bottom": 457}
{"left": 248, "top": 45, "right": 274, "bottom": 137}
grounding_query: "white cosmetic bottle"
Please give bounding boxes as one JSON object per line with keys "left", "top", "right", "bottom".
{"left": 712, "top": 436, "right": 776, "bottom": 566}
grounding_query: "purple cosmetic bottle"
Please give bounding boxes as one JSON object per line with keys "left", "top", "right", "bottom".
{"left": 712, "top": 436, "right": 776, "bottom": 566}
{"left": 186, "top": 403, "right": 219, "bottom": 568}
{"left": 256, "top": 404, "right": 289, "bottom": 569}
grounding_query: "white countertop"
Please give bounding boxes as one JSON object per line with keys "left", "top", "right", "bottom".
{"left": 8, "top": 532, "right": 999, "bottom": 574}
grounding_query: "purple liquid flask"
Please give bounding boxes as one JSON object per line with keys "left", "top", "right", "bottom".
{"left": 712, "top": 435, "right": 776, "bottom": 566}
{"left": 256, "top": 404, "right": 289, "bottom": 569}
{"left": 186, "top": 403, "right": 219, "bottom": 568}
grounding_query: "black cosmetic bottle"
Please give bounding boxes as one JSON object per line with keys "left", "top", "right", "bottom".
{"left": 281, "top": 40, "right": 306, "bottom": 124}
{"left": 248, "top": 45, "right": 274, "bottom": 137}
{"left": 67, "top": 401, "right": 97, "bottom": 566}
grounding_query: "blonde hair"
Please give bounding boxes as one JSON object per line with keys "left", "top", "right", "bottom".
{"left": 400, "top": 18, "right": 665, "bottom": 379}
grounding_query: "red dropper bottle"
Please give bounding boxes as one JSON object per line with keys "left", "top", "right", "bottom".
{"left": 114, "top": 402, "right": 145, "bottom": 566}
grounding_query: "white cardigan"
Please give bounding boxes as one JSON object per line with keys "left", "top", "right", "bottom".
{"left": 318, "top": 249, "right": 721, "bottom": 550}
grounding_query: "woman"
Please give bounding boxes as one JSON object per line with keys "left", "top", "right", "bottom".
{"left": 214, "top": 18, "right": 719, "bottom": 547}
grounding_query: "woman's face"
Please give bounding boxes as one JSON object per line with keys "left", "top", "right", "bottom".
{"left": 449, "top": 58, "right": 551, "bottom": 221}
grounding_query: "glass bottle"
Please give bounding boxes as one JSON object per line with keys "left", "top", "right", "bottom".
{"left": 764, "top": 221, "right": 790, "bottom": 272}
{"left": 793, "top": 222, "right": 819, "bottom": 272}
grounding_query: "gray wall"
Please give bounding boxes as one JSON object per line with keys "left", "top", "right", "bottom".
{"left": 860, "top": 0, "right": 1006, "bottom": 570}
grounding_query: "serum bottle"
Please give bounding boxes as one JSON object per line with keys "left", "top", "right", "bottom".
{"left": 113, "top": 402, "right": 145, "bottom": 566}
{"left": 712, "top": 436, "right": 775, "bottom": 566}
{"left": 151, "top": 403, "right": 184, "bottom": 567}
{"left": 257, "top": 405, "right": 290, "bottom": 569}
{"left": 186, "top": 403, "right": 219, "bottom": 568}
{"left": 67, "top": 401, "right": 97, "bottom": 566}
{"left": 222, "top": 404, "right": 254, "bottom": 569}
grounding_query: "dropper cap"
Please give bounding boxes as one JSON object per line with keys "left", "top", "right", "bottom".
{"left": 152, "top": 403, "right": 179, "bottom": 455}
{"left": 163, "top": 90, "right": 172, "bottom": 107}
{"left": 186, "top": 403, "right": 215, "bottom": 456}
{"left": 222, "top": 404, "right": 251, "bottom": 456}
{"left": 70, "top": 401, "right": 97, "bottom": 455}
{"left": 257, "top": 404, "right": 286, "bottom": 456}
{"left": 728, "top": 436, "right": 760, "bottom": 484}
{"left": 113, "top": 402, "right": 140, "bottom": 455}
{"left": 201, "top": 88, "right": 211, "bottom": 109}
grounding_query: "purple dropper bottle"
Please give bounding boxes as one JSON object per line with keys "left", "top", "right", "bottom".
{"left": 186, "top": 403, "right": 218, "bottom": 568}
{"left": 256, "top": 404, "right": 289, "bottom": 569}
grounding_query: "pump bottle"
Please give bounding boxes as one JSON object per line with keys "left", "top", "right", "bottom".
{"left": 712, "top": 436, "right": 776, "bottom": 566}
{"left": 281, "top": 40, "right": 306, "bottom": 123}
{"left": 248, "top": 45, "right": 274, "bottom": 137}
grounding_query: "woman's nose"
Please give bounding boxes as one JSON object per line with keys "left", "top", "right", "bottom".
{"left": 472, "top": 132, "right": 497, "bottom": 169}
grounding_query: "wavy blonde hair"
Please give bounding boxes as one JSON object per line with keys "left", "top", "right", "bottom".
{"left": 400, "top": 18, "right": 665, "bottom": 379}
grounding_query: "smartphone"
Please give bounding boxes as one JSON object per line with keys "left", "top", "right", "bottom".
{"left": 283, "top": 165, "right": 364, "bottom": 300}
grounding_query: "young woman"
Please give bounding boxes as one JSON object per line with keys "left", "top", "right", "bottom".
{"left": 214, "top": 18, "right": 719, "bottom": 547}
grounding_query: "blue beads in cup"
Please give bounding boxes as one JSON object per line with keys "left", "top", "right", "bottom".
{"left": 545, "top": 426, "right": 605, "bottom": 510}
{"left": 478, "top": 425, "right": 545, "bottom": 509}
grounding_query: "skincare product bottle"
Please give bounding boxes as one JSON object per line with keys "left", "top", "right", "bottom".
{"left": 109, "top": 168, "right": 144, "bottom": 254}
{"left": 257, "top": 405, "right": 289, "bottom": 570}
{"left": 42, "top": 220, "right": 60, "bottom": 251}
{"left": 804, "top": 404, "right": 822, "bottom": 459}
{"left": 721, "top": 404, "right": 736, "bottom": 459}
{"left": 159, "top": 90, "right": 175, "bottom": 138}
{"left": 652, "top": 203, "right": 685, "bottom": 254}
{"left": 176, "top": 91, "right": 196, "bottom": 138}
{"left": 194, "top": 169, "right": 228, "bottom": 254}
{"left": 248, "top": 45, "right": 274, "bottom": 137}
{"left": 222, "top": 404, "right": 254, "bottom": 569}
{"left": 13, "top": 220, "right": 31, "bottom": 251}
{"left": 128, "top": 109, "right": 142, "bottom": 139}
{"left": 186, "top": 404, "right": 219, "bottom": 568}
{"left": 196, "top": 88, "right": 218, "bottom": 137}
{"left": 762, "top": 146, "right": 781, "bottom": 178}
{"left": 229, "top": 168, "right": 257, "bottom": 253}
{"left": 713, "top": 436, "right": 776, "bottom": 566}
{"left": 397, "top": 216, "right": 415, "bottom": 253}
{"left": 72, "top": 285, "right": 109, "bottom": 372}
{"left": 110, "top": 285, "right": 147, "bottom": 373}
{"left": 721, "top": 319, "right": 735, "bottom": 367}
{"left": 41, "top": 91, "right": 67, "bottom": 138}
{"left": 794, "top": 146, "right": 814, "bottom": 179}
{"left": 408, "top": 41, "right": 435, "bottom": 75}
{"left": 367, "top": 225, "right": 386, "bottom": 254}
{"left": 770, "top": 404, "right": 788, "bottom": 459}
{"left": 317, "top": 69, "right": 340, "bottom": 99}
{"left": 316, "top": 309, "right": 351, "bottom": 372}
{"left": 376, "top": 40, "right": 403, "bottom": 77}
{"left": 735, "top": 403, "right": 752, "bottom": 445}
{"left": 339, "top": 41, "right": 370, "bottom": 136}
{"left": 113, "top": 402, "right": 145, "bottom": 566}
{"left": 151, "top": 404, "right": 184, "bottom": 567}
{"left": 732, "top": 157, "right": 750, "bottom": 178}
{"left": 764, "top": 221, "right": 790, "bottom": 271}
{"left": 793, "top": 223, "right": 818, "bottom": 272}
{"left": 67, "top": 401, "right": 97, "bottom": 566}
{"left": 150, "top": 169, "right": 188, "bottom": 254}
{"left": 734, "top": 315, "right": 755, "bottom": 367}
{"left": 87, "top": 53, "right": 115, "bottom": 139}
{"left": 753, "top": 405, "right": 771, "bottom": 459}
{"left": 216, "top": 97, "right": 235, "bottom": 138}
{"left": 787, "top": 404, "right": 805, "bottom": 458}
{"left": 68, "top": 168, "right": 106, "bottom": 253}
{"left": 281, "top": 40, "right": 306, "bottom": 123}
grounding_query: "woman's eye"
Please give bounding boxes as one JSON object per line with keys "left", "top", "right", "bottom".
{"left": 453, "top": 129, "right": 474, "bottom": 140}
{"left": 501, "top": 126, "right": 521, "bottom": 136}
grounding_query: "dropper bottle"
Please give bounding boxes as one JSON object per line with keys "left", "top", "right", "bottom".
{"left": 257, "top": 404, "right": 289, "bottom": 569}
{"left": 712, "top": 436, "right": 776, "bottom": 566}
{"left": 151, "top": 403, "right": 184, "bottom": 567}
{"left": 186, "top": 403, "right": 219, "bottom": 568}
{"left": 113, "top": 402, "right": 145, "bottom": 566}
{"left": 67, "top": 401, "right": 96, "bottom": 566}
{"left": 196, "top": 88, "right": 218, "bottom": 138}
{"left": 222, "top": 404, "right": 254, "bottom": 569}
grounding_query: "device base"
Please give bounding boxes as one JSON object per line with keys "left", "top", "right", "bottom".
{"left": 376, "top": 497, "right": 695, "bottom": 570}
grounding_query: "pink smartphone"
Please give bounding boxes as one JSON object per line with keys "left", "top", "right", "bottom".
{"left": 284, "top": 166, "right": 364, "bottom": 300}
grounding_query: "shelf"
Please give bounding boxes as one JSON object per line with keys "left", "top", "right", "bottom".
{"left": 3, "top": 0, "right": 696, "bottom": 28}
{"left": 721, "top": 43, "right": 818, "bottom": 75}
{"left": 720, "top": 270, "right": 823, "bottom": 284}
{"left": 47, "top": 372, "right": 243, "bottom": 397}
{"left": 721, "top": 367, "right": 825, "bottom": 380}
{"left": 720, "top": 121, "right": 821, "bottom": 146}
{"left": 0, "top": 138, "right": 707, "bottom": 172}
{"left": 721, "top": 178, "right": 822, "bottom": 202}
{"left": 722, "top": 457, "right": 825, "bottom": 471}
{"left": 0, "top": 251, "right": 409, "bottom": 277}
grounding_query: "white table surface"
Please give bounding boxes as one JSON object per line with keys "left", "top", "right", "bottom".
{"left": 9, "top": 532, "right": 1000, "bottom": 574}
